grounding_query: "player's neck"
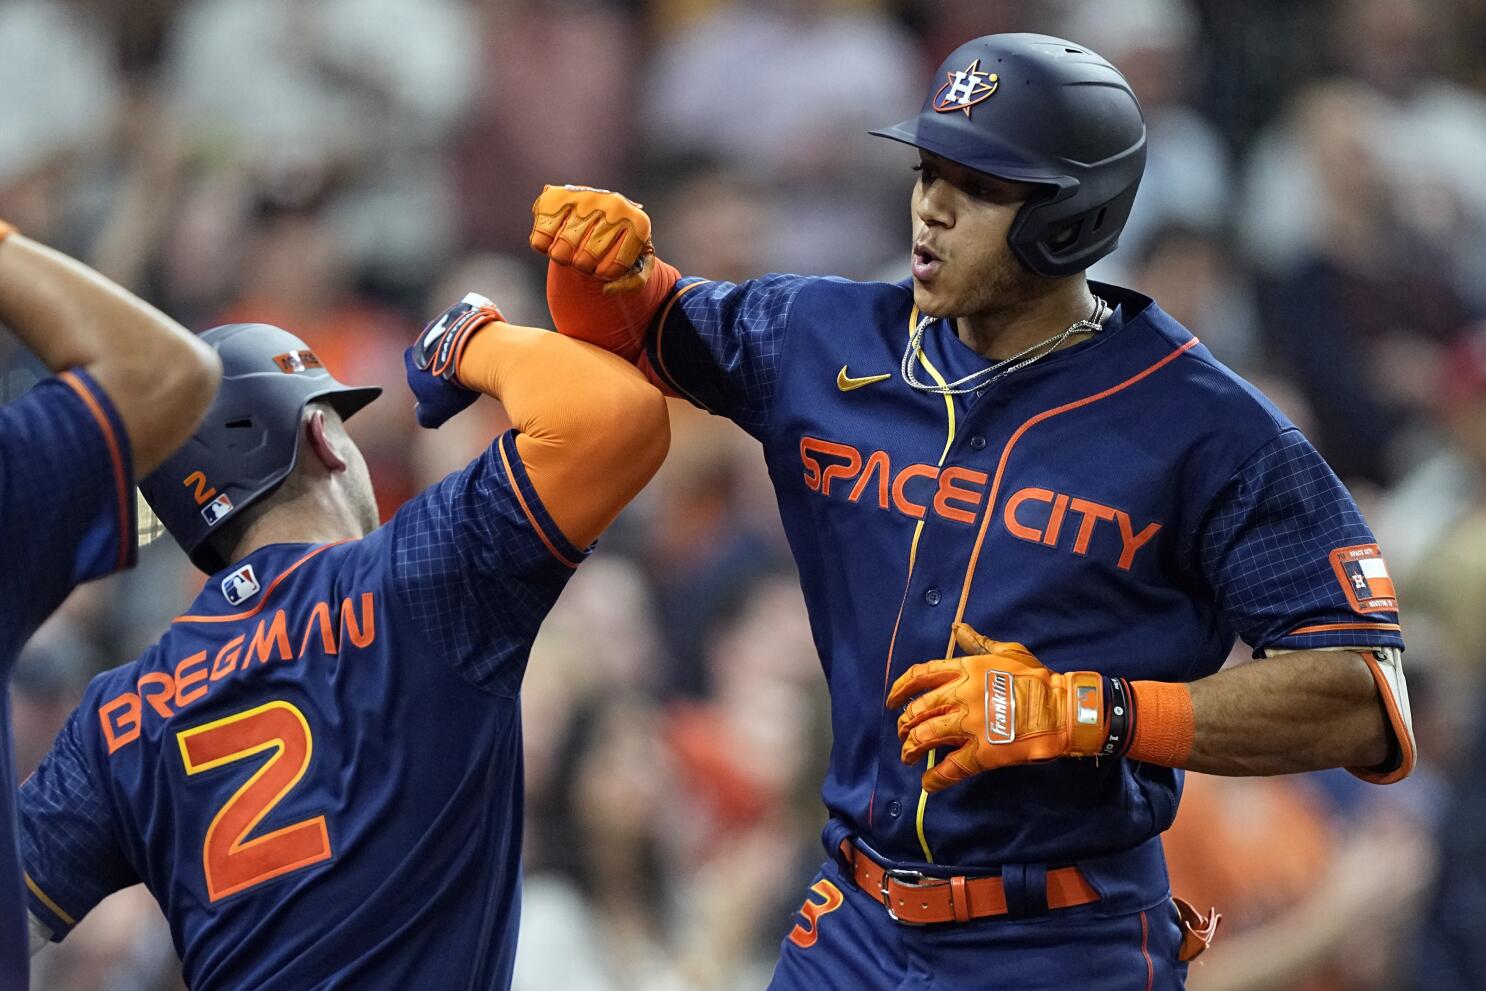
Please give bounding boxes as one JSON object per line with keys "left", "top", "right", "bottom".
{"left": 954, "top": 277, "right": 1097, "bottom": 362}
{"left": 228, "top": 488, "right": 370, "bottom": 564}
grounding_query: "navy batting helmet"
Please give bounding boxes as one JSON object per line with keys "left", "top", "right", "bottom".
{"left": 872, "top": 33, "right": 1146, "bottom": 278}
{"left": 139, "top": 323, "right": 381, "bottom": 574}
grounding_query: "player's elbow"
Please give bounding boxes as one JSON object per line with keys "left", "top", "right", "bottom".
{"left": 106, "top": 333, "right": 222, "bottom": 474}
{"left": 173, "top": 336, "right": 223, "bottom": 414}
{"left": 595, "top": 377, "right": 671, "bottom": 480}
{"left": 146, "top": 333, "right": 221, "bottom": 431}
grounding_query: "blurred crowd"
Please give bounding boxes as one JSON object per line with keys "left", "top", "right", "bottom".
{"left": 3, "top": 0, "right": 1486, "bottom": 988}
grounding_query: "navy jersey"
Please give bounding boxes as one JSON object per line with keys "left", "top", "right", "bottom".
{"left": 20, "top": 430, "right": 586, "bottom": 990}
{"left": 0, "top": 369, "right": 134, "bottom": 989}
{"left": 645, "top": 276, "right": 1403, "bottom": 878}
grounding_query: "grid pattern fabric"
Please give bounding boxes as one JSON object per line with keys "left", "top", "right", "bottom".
{"left": 389, "top": 431, "right": 584, "bottom": 697}
{"left": 19, "top": 708, "right": 138, "bottom": 937}
{"left": 0, "top": 373, "right": 133, "bottom": 664}
{"left": 1199, "top": 428, "right": 1403, "bottom": 653}
{"left": 649, "top": 274, "right": 810, "bottom": 439}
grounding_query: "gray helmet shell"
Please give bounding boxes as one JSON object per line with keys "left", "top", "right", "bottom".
{"left": 139, "top": 323, "right": 381, "bottom": 574}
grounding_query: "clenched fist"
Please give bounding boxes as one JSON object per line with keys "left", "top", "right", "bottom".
{"left": 530, "top": 184, "right": 653, "bottom": 292}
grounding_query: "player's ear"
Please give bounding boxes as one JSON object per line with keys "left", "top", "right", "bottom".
{"left": 303, "top": 408, "right": 350, "bottom": 475}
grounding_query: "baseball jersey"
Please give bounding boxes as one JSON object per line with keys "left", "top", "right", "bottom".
{"left": 19, "top": 429, "right": 586, "bottom": 990}
{"left": 0, "top": 369, "right": 134, "bottom": 990}
{"left": 644, "top": 275, "right": 1405, "bottom": 884}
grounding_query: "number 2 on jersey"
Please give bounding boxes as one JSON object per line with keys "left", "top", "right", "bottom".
{"left": 176, "top": 700, "right": 333, "bottom": 901}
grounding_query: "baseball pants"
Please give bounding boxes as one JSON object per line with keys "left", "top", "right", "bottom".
{"left": 768, "top": 856, "right": 1189, "bottom": 991}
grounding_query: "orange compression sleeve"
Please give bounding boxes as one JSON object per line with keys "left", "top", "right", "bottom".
{"left": 456, "top": 321, "right": 669, "bottom": 549}
{"left": 546, "top": 256, "right": 680, "bottom": 364}
{"left": 1126, "top": 680, "right": 1195, "bottom": 767}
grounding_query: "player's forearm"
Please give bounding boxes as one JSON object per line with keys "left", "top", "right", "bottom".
{"left": 1182, "top": 650, "right": 1388, "bottom": 775}
{"left": 0, "top": 230, "right": 221, "bottom": 473}
{"left": 457, "top": 320, "right": 669, "bottom": 546}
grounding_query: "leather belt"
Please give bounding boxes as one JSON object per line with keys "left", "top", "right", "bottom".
{"left": 839, "top": 840, "right": 1100, "bottom": 926}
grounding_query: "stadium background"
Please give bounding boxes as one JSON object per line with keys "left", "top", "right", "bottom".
{"left": 3, "top": 0, "right": 1484, "bottom": 987}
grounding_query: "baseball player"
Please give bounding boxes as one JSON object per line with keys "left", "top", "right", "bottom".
{"left": 17, "top": 294, "right": 668, "bottom": 988}
{"left": 0, "top": 221, "right": 220, "bottom": 987}
{"left": 528, "top": 34, "right": 1413, "bottom": 989}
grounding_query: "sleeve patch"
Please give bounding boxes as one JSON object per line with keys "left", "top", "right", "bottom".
{"left": 1329, "top": 544, "right": 1397, "bottom": 613}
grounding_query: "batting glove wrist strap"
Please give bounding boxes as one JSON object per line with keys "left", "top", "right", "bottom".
{"left": 405, "top": 292, "right": 507, "bottom": 429}
{"left": 414, "top": 293, "right": 506, "bottom": 385}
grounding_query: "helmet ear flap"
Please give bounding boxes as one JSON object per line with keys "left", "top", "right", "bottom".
{"left": 1009, "top": 180, "right": 1140, "bottom": 278}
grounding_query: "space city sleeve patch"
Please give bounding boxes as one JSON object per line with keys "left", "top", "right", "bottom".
{"left": 1328, "top": 544, "right": 1397, "bottom": 614}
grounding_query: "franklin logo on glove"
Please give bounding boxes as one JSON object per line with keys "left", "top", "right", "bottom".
{"left": 984, "top": 670, "right": 1014, "bottom": 744}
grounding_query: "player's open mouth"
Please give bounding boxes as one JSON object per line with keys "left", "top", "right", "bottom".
{"left": 912, "top": 243, "right": 942, "bottom": 282}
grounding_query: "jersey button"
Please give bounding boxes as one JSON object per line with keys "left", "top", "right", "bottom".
{"left": 887, "top": 800, "right": 903, "bottom": 818}
{"left": 969, "top": 434, "right": 987, "bottom": 450}
{"left": 924, "top": 588, "right": 942, "bottom": 606}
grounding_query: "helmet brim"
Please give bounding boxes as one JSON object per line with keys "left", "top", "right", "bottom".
{"left": 315, "top": 385, "right": 382, "bottom": 424}
{"left": 870, "top": 118, "right": 1075, "bottom": 191}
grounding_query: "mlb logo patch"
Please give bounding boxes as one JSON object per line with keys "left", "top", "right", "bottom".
{"left": 272, "top": 350, "right": 323, "bottom": 374}
{"left": 221, "top": 564, "right": 260, "bottom": 606}
{"left": 201, "top": 493, "right": 234, "bottom": 526}
{"left": 1329, "top": 544, "right": 1397, "bottom": 613}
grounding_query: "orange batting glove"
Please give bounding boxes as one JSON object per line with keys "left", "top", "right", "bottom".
{"left": 889, "top": 624, "right": 1195, "bottom": 792}
{"left": 890, "top": 624, "right": 1108, "bottom": 792}
{"left": 890, "top": 624, "right": 1113, "bottom": 792}
{"left": 530, "top": 184, "right": 653, "bottom": 292}
{"left": 529, "top": 184, "right": 681, "bottom": 366}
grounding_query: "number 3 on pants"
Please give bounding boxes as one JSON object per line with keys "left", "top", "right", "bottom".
{"left": 788, "top": 880, "right": 844, "bottom": 949}
{"left": 177, "top": 700, "right": 333, "bottom": 902}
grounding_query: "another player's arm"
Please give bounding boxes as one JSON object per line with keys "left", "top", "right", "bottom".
{"left": 406, "top": 295, "right": 669, "bottom": 547}
{"left": 0, "top": 222, "right": 220, "bottom": 473}
{"left": 455, "top": 318, "right": 669, "bottom": 547}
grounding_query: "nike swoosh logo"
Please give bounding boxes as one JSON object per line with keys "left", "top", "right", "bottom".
{"left": 837, "top": 366, "right": 892, "bottom": 392}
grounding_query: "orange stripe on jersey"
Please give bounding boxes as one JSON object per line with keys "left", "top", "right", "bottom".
{"left": 1353, "top": 650, "right": 1416, "bottom": 784}
{"left": 174, "top": 542, "right": 347, "bottom": 623}
{"left": 59, "top": 370, "right": 131, "bottom": 572}
{"left": 25, "top": 871, "right": 76, "bottom": 925}
{"left": 498, "top": 439, "right": 580, "bottom": 570}
{"left": 951, "top": 338, "right": 1200, "bottom": 634}
{"left": 1288, "top": 622, "right": 1402, "bottom": 635}
{"left": 651, "top": 280, "right": 712, "bottom": 412}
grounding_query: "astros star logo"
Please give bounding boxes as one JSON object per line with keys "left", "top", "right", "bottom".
{"left": 933, "top": 58, "right": 998, "bottom": 117}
